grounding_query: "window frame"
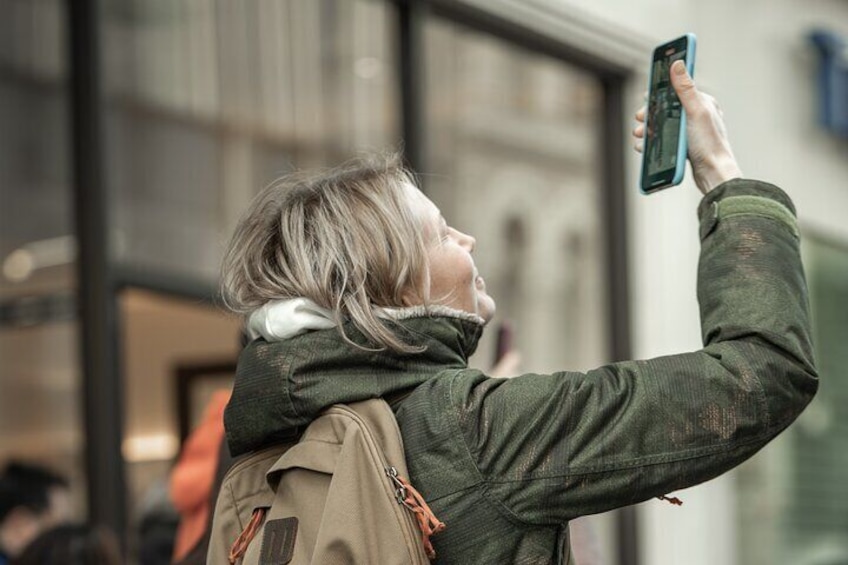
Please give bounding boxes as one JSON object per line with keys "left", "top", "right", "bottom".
{"left": 68, "top": 0, "right": 632, "bottom": 557}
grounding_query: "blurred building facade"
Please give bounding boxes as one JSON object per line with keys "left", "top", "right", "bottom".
{"left": 1, "top": 0, "right": 846, "bottom": 564}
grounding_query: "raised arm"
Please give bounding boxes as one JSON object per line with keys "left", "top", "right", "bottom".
{"left": 443, "top": 62, "right": 818, "bottom": 525}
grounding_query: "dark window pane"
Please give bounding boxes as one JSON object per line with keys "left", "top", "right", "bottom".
{"left": 103, "top": 0, "right": 401, "bottom": 281}
{"left": 0, "top": 0, "right": 86, "bottom": 520}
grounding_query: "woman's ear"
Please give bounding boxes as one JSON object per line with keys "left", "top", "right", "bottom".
{"left": 400, "top": 286, "right": 422, "bottom": 307}
{"left": 400, "top": 274, "right": 428, "bottom": 307}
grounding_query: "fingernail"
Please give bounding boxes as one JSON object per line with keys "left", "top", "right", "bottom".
{"left": 672, "top": 60, "right": 686, "bottom": 75}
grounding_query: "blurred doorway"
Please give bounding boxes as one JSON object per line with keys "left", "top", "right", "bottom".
{"left": 118, "top": 287, "right": 241, "bottom": 558}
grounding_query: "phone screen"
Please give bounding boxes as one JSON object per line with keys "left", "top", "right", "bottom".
{"left": 643, "top": 36, "right": 692, "bottom": 190}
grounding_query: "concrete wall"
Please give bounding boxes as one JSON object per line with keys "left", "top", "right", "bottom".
{"left": 567, "top": 1, "right": 848, "bottom": 564}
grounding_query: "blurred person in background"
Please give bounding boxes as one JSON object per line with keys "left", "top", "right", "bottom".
{"left": 169, "top": 389, "right": 232, "bottom": 565}
{"left": 135, "top": 477, "right": 178, "bottom": 565}
{"left": 0, "top": 461, "right": 71, "bottom": 565}
{"left": 10, "top": 523, "right": 121, "bottom": 565}
{"left": 210, "top": 61, "right": 817, "bottom": 563}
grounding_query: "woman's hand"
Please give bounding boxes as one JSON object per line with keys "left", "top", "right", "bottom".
{"left": 633, "top": 60, "right": 743, "bottom": 195}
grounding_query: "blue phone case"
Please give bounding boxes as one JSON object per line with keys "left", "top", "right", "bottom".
{"left": 640, "top": 33, "right": 697, "bottom": 194}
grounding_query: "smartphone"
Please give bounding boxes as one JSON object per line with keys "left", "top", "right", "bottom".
{"left": 640, "top": 33, "right": 697, "bottom": 194}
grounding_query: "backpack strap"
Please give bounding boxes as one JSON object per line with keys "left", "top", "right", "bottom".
{"left": 213, "top": 443, "right": 294, "bottom": 564}
{"left": 224, "top": 398, "right": 444, "bottom": 564}
{"left": 228, "top": 507, "right": 266, "bottom": 564}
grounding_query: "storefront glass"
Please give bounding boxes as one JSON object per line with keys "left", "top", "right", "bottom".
{"left": 423, "top": 15, "right": 617, "bottom": 563}
{"left": 0, "top": 0, "right": 87, "bottom": 519}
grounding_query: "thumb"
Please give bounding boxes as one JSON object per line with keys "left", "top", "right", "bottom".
{"left": 670, "top": 60, "right": 699, "bottom": 111}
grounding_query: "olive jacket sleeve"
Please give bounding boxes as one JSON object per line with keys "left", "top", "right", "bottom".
{"left": 448, "top": 179, "right": 818, "bottom": 525}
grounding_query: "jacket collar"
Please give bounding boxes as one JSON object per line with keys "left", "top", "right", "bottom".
{"left": 247, "top": 297, "right": 486, "bottom": 341}
{"left": 225, "top": 312, "right": 484, "bottom": 456}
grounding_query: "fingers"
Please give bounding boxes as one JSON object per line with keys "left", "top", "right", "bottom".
{"left": 633, "top": 104, "right": 646, "bottom": 153}
{"left": 664, "top": 61, "right": 741, "bottom": 194}
{"left": 669, "top": 60, "right": 701, "bottom": 114}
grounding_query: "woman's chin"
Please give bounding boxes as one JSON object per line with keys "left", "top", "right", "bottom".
{"left": 478, "top": 296, "right": 496, "bottom": 324}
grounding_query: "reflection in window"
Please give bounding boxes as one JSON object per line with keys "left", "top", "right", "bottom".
{"left": 423, "top": 15, "right": 615, "bottom": 563}
{"left": 0, "top": 0, "right": 86, "bottom": 518}
{"left": 0, "top": 0, "right": 73, "bottom": 298}
{"left": 423, "top": 16, "right": 607, "bottom": 374}
{"left": 102, "top": 0, "right": 401, "bottom": 281}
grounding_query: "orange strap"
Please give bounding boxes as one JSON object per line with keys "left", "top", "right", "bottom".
{"left": 396, "top": 474, "right": 446, "bottom": 560}
{"left": 657, "top": 495, "right": 683, "bottom": 506}
{"left": 228, "top": 507, "right": 267, "bottom": 564}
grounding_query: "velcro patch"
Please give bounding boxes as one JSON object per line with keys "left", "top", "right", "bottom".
{"left": 259, "top": 517, "right": 298, "bottom": 565}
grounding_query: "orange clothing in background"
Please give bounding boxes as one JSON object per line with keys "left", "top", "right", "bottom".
{"left": 169, "top": 390, "right": 230, "bottom": 562}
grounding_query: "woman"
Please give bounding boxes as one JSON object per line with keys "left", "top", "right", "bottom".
{"left": 214, "top": 61, "right": 817, "bottom": 563}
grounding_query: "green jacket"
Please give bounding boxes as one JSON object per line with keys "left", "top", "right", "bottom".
{"left": 224, "top": 179, "right": 817, "bottom": 564}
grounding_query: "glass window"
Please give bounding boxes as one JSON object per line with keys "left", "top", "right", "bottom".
{"left": 101, "top": 0, "right": 401, "bottom": 282}
{"left": 118, "top": 288, "right": 242, "bottom": 556}
{"left": 0, "top": 0, "right": 73, "bottom": 298}
{"left": 0, "top": 0, "right": 86, "bottom": 517}
{"left": 97, "top": 1, "right": 401, "bottom": 556}
{"left": 422, "top": 16, "right": 616, "bottom": 563}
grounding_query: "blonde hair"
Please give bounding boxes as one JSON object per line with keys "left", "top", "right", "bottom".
{"left": 221, "top": 153, "right": 430, "bottom": 353}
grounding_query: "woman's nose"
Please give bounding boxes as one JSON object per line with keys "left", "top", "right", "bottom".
{"left": 457, "top": 229, "right": 476, "bottom": 252}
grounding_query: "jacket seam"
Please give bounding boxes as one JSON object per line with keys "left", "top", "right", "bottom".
{"left": 485, "top": 430, "right": 773, "bottom": 485}
{"left": 725, "top": 339, "right": 770, "bottom": 433}
{"left": 445, "top": 370, "right": 486, "bottom": 487}
{"left": 730, "top": 328, "right": 813, "bottom": 373}
{"left": 446, "top": 370, "right": 539, "bottom": 528}
{"left": 281, "top": 355, "right": 300, "bottom": 422}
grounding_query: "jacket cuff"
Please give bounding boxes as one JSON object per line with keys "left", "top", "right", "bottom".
{"left": 697, "top": 179, "right": 799, "bottom": 240}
